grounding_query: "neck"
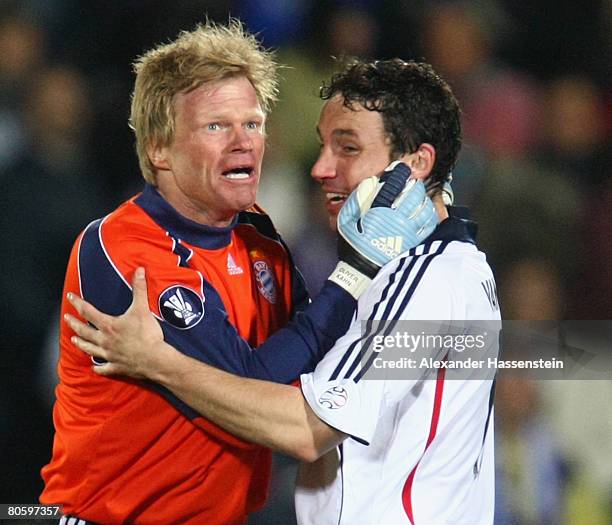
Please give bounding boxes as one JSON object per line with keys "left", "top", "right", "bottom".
{"left": 432, "top": 194, "right": 449, "bottom": 223}
{"left": 156, "top": 182, "right": 235, "bottom": 228}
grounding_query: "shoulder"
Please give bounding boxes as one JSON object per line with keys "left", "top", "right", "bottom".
{"left": 100, "top": 198, "right": 166, "bottom": 243}
{"left": 379, "top": 240, "right": 492, "bottom": 285}
{"left": 80, "top": 198, "right": 174, "bottom": 265}
{"left": 77, "top": 199, "right": 179, "bottom": 296}
{"left": 359, "top": 240, "right": 495, "bottom": 321}
{"left": 236, "top": 204, "right": 293, "bottom": 261}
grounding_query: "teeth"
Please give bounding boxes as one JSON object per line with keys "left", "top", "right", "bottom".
{"left": 326, "top": 193, "right": 347, "bottom": 202}
{"left": 225, "top": 171, "right": 250, "bottom": 180}
{"left": 223, "top": 167, "right": 251, "bottom": 180}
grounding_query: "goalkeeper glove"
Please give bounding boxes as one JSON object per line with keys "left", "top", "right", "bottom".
{"left": 328, "top": 161, "right": 438, "bottom": 299}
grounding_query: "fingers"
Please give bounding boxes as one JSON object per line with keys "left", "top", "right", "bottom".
{"left": 393, "top": 179, "right": 424, "bottom": 211}
{"left": 64, "top": 313, "right": 104, "bottom": 346}
{"left": 92, "top": 363, "right": 120, "bottom": 377}
{"left": 371, "top": 163, "right": 411, "bottom": 208}
{"left": 67, "top": 292, "right": 111, "bottom": 329}
{"left": 93, "top": 359, "right": 144, "bottom": 379}
{"left": 70, "top": 334, "right": 108, "bottom": 362}
{"left": 352, "top": 176, "right": 379, "bottom": 215}
{"left": 70, "top": 335, "right": 124, "bottom": 377}
{"left": 131, "top": 267, "right": 151, "bottom": 314}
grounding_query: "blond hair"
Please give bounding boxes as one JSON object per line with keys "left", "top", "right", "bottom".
{"left": 130, "top": 20, "right": 279, "bottom": 184}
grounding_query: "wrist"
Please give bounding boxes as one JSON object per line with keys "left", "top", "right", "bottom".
{"left": 328, "top": 261, "right": 372, "bottom": 300}
{"left": 147, "top": 341, "right": 187, "bottom": 386}
{"left": 337, "top": 236, "right": 379, "bottom": 278}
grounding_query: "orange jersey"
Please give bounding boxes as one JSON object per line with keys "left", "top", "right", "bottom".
{"left": 41, "top": 185, "right": 309, "bottom": 524}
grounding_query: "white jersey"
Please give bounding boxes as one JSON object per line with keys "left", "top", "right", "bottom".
{"left": 297, "top": 222, "right": 501, "bottom": 525}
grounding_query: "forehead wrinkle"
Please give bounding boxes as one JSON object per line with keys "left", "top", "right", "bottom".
{"left": 332, "top": 129, "right": 358, "bottom": 138}
{"left": 195, "top": 108, "right": 265, "bottom": 121}
{"left": 177, "top": 77, "right": 262, "bottom": 114}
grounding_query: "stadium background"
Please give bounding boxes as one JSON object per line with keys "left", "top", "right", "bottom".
{"left": 0, "top": 1, "right": 610, "bottom": 523}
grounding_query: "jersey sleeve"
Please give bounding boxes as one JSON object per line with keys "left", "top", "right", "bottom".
{"left": 300, "top": 322, "right": 386, "bottom": 445}
{"left": 168, "top": 207, "right": 358, "bottom": 384}
{"left": 157, "top": 279, "right": 355, "bottom": 385}
{"left": 219, "top": 208, "right": 357, "bottom": 379}
{"left": 244, "top": 280, "right": 356, "bottom": 380}
{"left": 300, "top": 247, "right": 455, "bottom": 444}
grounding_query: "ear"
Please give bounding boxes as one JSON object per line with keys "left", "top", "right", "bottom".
{"left": 398, "top": 143, "right": 436, "bottom": 181}
{"left": 147, "top": 141, "right": 171, "bottom": 172}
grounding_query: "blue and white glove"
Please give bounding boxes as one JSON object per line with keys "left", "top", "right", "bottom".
{"left": 328, "top": 162, "right": 438, "bottom": 299}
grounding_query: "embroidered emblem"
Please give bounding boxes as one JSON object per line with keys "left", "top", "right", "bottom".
{"left": 158, "top": 285, "right": 204, "bottom": 329}
{"left": 253, "top": 260, "right": 277, "bottom": 304}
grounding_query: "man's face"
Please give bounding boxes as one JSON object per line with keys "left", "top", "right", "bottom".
{"left": 312, "top": 95, "right": 394, "bottom": 230}
{"left": 155, "top": 75, "right": 266, "bottom": 227}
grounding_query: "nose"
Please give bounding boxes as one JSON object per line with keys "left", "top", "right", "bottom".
{"left": 311, "top": 148, "right": 336, "bottom": 183}
{"left": 230, "top": 126, "right": 253, "bottom": 152}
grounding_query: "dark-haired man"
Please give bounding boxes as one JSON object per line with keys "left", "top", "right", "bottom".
{"left": 67, "top": 59, "right": 500, "bottom": 524}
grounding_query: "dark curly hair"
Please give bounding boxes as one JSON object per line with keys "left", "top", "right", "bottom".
{"left": 320, "top": 59, "right": 461, "bottom": 191}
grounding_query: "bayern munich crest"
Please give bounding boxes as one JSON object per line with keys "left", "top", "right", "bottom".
{"left": 253, "top": 260, "right": 277, "bottom": 304}
{"left": 158, "top": 285, "right": 204, "bottom": 330}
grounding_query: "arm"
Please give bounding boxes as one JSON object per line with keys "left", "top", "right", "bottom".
{"left": 66, "top": 268, "right": 346, "bottom": 462}
{"left": 160, "top": 278, "right": 356, "bottom": 384}
{"left": 147, "top": 347, "right": 345, "bottom": 462}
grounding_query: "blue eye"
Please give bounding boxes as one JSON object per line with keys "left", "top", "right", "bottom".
{"left": 207, "top": 123, "right": 221, "bottom": 131}
{"left": 245, "top": 121, "right": 260, "bottom": 130}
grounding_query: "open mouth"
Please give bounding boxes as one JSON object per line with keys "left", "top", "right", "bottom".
{"left": 222, "top": 166, "right": 254, "bottom": 180}
{"left": 326, "top": 192, "right": 348, "bottom": 205}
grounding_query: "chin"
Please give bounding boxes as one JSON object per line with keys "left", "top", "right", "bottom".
{"left": 328, "top": 213, "right": 338, "bottom": 232}
{"left": 229, "top": 193, "right": 257, "bottom": 213}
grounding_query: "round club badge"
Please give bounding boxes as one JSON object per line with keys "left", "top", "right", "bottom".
{"left": 318, "top": 386, "right": 349, "bottom": 410}
{"left": 253, "top": 260, "right": 277, "bottom": 304}
{"left": 158, "top": 285, "right": 204, "bottom": 330}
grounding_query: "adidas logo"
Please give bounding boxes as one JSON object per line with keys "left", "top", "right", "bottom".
{"left": 227, "top": 253, "right": 244, "bottom": 275}
{"left": 371, "top": 236, "right": 403, "bottom": 258}
{"left": 163, "top": 289, "right": 200, "bottom": 326}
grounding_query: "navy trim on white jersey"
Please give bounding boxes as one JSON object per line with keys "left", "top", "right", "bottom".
{"left": 327, "top": 255, "right": 410, "bottom": 382}
{"left": 474, "top": 377, "right": 497, "bottom": 475}
{"left": 296, "top": 214, "right": 498, "bottom": 525}
{"left": 327, "top": 213, "right": 478, "bottom": 384}
{"left": 327, "top": 242, "right": 432, "bottom": 382}
{"left": 327, "top": 240, "right": 449, "bottom": 383}
{"left": 352, "top": 241, "right": 450, "bottom": 382}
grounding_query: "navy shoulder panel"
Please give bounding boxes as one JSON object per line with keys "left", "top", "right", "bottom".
{"left": 78, "top": 218, "right": 132, "bottom": 316}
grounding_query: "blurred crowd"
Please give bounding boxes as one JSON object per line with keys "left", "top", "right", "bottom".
{"left": 0, "top": 1, "right": 610, "bottom": 524}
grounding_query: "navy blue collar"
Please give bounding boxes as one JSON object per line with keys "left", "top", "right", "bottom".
{"left": 426, "top": 206, "right": 478, "bottom": 244}
{"left": 134, "top": 184, "right": 236, "bottom": 249}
